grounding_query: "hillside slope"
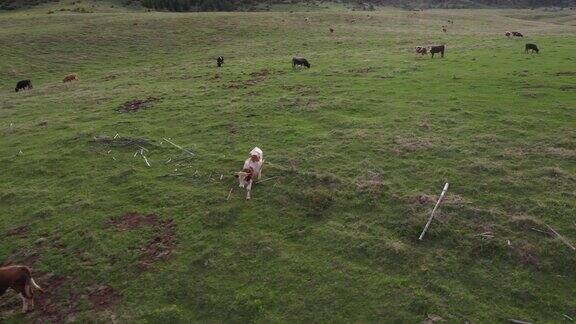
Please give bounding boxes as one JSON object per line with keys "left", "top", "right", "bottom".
{"left": 1, "top": 6, "right": 575, "bottom": 323}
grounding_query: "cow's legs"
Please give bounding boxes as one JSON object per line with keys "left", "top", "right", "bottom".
{"left": 246, "top": 181, "right": 252, "bottom": 200}
{"left": 20, "top": 294, "right": 28, "bottom": 313}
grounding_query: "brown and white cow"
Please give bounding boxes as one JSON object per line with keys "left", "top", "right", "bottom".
{"left": 415, "top": 46, "right": 428, "bottom": 55}
{"left": 235, "top": 147, "right": 264, "bottom": 200}
{"left": 63, "top": 73, "right": 78, "bottom": 83}
{"left": 0, "top": 265, "right": 44, "bottom": 313}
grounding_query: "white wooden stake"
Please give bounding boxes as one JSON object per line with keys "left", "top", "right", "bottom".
{"left": 546, "top": 224, "right": 576, "bottom": 251}
{"left": 419, "top": 182, "right": 449, "bottom": 241}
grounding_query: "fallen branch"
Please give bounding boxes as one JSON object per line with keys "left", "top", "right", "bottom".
{"left": 162, "top": 138, "right": 194, "bottom": 156}
{"left": 546, "top": 224, "right": 576, "bottom": 251}
{"left": 256, "top": 176, "right": 278, "bottom": 184}
{"left": 113, "top": 133, "right": 119, "bottom": 139}
{"left": 226, "top": 188, "right": 234, "bottom": 201}
{"left": 419, "top": 182, "right": 449, "bottom": 241}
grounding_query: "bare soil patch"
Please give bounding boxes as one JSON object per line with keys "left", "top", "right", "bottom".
{"left": 5, "top": 225, "right": 30, "bottom": 237}
{"left": 118, "top": 97, "right": 160, "bottom": 113}
{"left": 106, "top": 212, "right": 160, "bottom": 230}
{"left": 107, "top": 213, "right": 176, "bottom": 271}
{"left": 34, "top": 274, "right": 79, "bottom": 323}
{"left": 87, "top": 285, "right": 121, "bottom": 312}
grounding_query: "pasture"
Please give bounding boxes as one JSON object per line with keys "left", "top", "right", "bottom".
{"left": 1, "top": 2, "right": 575, "bottom": 322}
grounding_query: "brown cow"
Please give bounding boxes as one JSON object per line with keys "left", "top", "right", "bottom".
{"left": 0, "top": 265, "right": 44, "bottom": 313}
{"left": 63, "top": 73, "right": 78, "bottom": 83}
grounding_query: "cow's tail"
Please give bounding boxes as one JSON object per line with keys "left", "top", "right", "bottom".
{"left": 22, "top": 267, "right": 45, "bottom": 297}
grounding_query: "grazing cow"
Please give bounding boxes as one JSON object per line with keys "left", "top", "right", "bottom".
{"left": 442, "top": 26, "right": 447, "bottom": 33}
{"left": 0, "top": 266, "right": 44, "bottom": 313}
{"left": 505, "top": 31, "right": 511, "bottom": 37}
{"left": 15, "top": 80, "right": 32, "bottom": 92}
{"left": 525, "top": 43, "right": 539, "bottom": 54}
{"left": 329, "top": 28, "right": 334, "bottom": 33}
{"left": 63, "top": 73, "right": 78, "bottom": 83}
{"left": 292, "top": 57, "right": 311, "bottom": 69}
{"left": 430, "top": 45, "right": 445, "bottom": 58}
{"left": 235, "top": 147, "right": 264, "bottom": 200}
{"left": 415, "top": 46, "right": 428, "bottom": 55}
{"left": 512, "top": 31, "right": 523, "bottom": 37}
{"left": 217, "top": 56, "right": 224, "bottom": 67}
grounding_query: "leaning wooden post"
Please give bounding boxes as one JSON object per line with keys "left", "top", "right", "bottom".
{"left": 419, "top": 182, "right": 449, "bottom": 241}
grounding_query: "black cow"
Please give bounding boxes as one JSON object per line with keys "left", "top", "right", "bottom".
{"left": 217, "top": 56, "right": 224, "bottom": 67}
{"left": 512, "top": 31, "right": 523, "bottom": 37}
{"left": 430, "top": 45, "right": 445, "bottom": 58}
{"left": 15, "top": 80, "right": 32, "bottom": 92}
{"left": 525, "top": 43, "right": 539, "bottom": 54}
{"left": 292, "top": 57, "right": 310, "bottom": 69}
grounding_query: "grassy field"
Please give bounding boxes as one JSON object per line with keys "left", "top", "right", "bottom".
{"left": 1, "top": 2, "right": 575, "bottom": 322}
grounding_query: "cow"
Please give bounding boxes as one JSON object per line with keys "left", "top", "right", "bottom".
{"left": 505, "top": 31, "right": 511, "bottom": 37}
{"left": 430, "top": 45, "right": 445, "bottom": 58}
{"left": 0, "top": 265, "right": 44, "bottom": 313}
{"left": 63, "top": 73, "right": 78, "bottom": 83}
{"left": 217, "top": 56, "right": 224, "bottom": 67}
{"left": 442, "top": 26, "right": 447, "bottom": 33}
{"left": 329, "top": 28, "right": 334, "bottom": 33}
{"left": 234, "top": 147, "right": 264, "bottom": 200}
{"left": 15, "top": 80, "right": 32, "bottom": 92}
{"left": 415, "top": 46, "right": 428, "bottom": 55}
{"left": 525, "top": 43, "right": 539, "bottom": 54}
{"left": 292, "top": 57, "right": 311, "bottom": 69}
{"left": 512, "top": 31, "right": 523, "bottom": 37}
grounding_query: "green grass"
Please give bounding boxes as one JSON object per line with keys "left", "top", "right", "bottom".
{"left": 1, "top": 3, "right": 575, "bottom": 323}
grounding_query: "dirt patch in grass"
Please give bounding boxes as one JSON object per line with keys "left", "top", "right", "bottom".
{"left": 355, "top": 171, "right": 388, "bottom": 195}
{"left": 137, "top": 219, "right": 176, "bottom": 271}
{"left": 5, "top": 225, "right": 30, "bottom": 237}
{"left": 107, "top": 213, "right": 177, "bottom": 271}
{"left": 555, "top": 71, "right": 576, "bottom": 76}
{"left": 87, "top": 285, "right": 121, "bottom": 312}
{"left": 106, "top": 212, "right": 160, "bottom": 230}
{"left": 392, "top": 135, "right": 433, "bottom": 154}
{"left": 511, "top": 243, "right": 540, "bottom": 268}
{"left": 34, "top": 274, "right": 79, "bottom": 323}
{"left": 118, "top": 96, "right": 160, "bottom": 113}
